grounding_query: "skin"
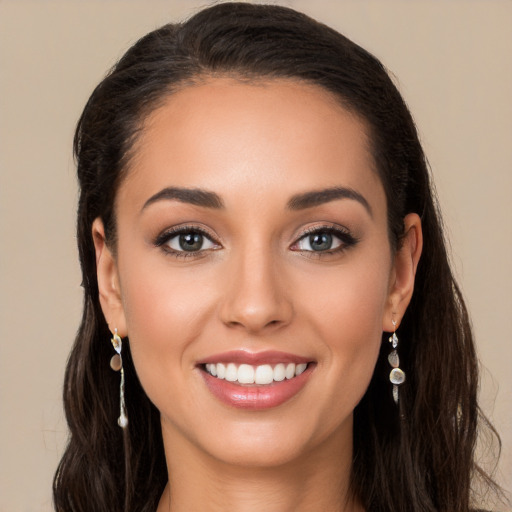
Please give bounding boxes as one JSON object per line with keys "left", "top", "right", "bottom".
{"left": 93, "top": 79, "right": 422, "bottom": 511}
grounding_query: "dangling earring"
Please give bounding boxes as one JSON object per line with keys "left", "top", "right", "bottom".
{"left": 110, "top": 328, "right": 128, "bottom": 428}
{"left": 388, "top": 319, "right": 406, "bottom": 404}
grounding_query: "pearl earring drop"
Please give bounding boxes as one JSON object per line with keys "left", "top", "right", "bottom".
{"left": 110, "top": 328, "right": 128, "bottom": 428}
{"left": 388, "top": 319, "right": 405, "bottom": 404}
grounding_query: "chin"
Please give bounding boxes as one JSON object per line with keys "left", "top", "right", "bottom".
{"left": 181, "top": 408, "right": 353, "bottom": 470}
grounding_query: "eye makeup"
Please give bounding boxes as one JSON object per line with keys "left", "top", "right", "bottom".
{"left": 153, "top": 221, "right": 359, "bottom": 261}
{"left": 290, "top": 224, "right": 359, "bottom": 259}
{"left": 154, "top": 224, "right": 222, "bottom": 259}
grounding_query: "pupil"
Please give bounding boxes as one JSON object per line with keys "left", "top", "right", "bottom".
{"left": 179, "top": 233, "right": 203, "bottom": 251}
{"left": 310, "top": 232, "right": 332, "bottom": 251}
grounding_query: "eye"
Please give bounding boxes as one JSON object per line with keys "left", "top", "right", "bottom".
{"left": 155, "top": 226, "right": 220, "bottom": 255}
{"left": 167, "top": 231, "right": 216, "bottom": 252}
{"left": 297, "top": 231, "right": 341, "bottom": 252}
{"left": 291, "top": 226, "right": 357, "bottom": 254}
{"left": 296, "top": 231, "right": 342, "bottom": 252}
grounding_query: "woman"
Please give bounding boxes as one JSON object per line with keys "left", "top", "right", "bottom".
{"left": 53, "top": 3, "right": 504, "bottom": 511}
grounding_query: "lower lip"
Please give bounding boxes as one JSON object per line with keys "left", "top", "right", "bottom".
{"left": 200, "top": 365, "right": 314, "bottom": 410}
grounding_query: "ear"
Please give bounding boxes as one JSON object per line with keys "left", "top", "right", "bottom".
{"left": 383, "top": 213, "right": 423, "bottom": 332}
{"left": 92, "top": 218, "right": 127, "bottom": 337}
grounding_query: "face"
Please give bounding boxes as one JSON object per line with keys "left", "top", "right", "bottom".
{"left": 96, "top": 78, "right": 418, "bottom": 470}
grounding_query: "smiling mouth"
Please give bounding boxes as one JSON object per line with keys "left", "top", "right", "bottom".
{"left": 199, "top": 354, "right": 315, "bottom": 409}
{"left": 203, "top": 362, "right": 309, "bottom": 385}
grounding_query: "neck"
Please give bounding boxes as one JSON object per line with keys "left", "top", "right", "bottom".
{"left": 157, "top": 423, "right": 363, "bottom": 512}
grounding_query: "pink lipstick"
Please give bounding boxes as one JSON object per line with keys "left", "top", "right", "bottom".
{"left": 197, "top": 351, "right": 315, "bottom": 410}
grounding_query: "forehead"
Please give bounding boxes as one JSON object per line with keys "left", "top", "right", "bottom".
{"left": 119, "top": 78, "right": 384, "bottom": 213}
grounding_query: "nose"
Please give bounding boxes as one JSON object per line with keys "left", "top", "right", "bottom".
{"left": 219, "top": 245, "right": 293, "bottom": 334}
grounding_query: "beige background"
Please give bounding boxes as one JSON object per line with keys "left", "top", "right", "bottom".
{"left": 0, "top": 1, "right": 510, "bottom": 510}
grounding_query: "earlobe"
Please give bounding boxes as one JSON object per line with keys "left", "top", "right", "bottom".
{"left": 383, "top": 213, "right": 423, "bottom": 331}
{"left": 92, "top": 218, "right": 127, "bottom": 336}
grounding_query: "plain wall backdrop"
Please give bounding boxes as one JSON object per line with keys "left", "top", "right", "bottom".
{"left": 0, "top": 1, "right": 510, "bottom": 510}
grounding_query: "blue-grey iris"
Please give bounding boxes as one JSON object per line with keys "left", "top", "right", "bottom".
{"left": 309, "top": 232, "right": 332, "bottom": 251}
{"left": 179, "top": 233, "right": 203, "bottom": 251}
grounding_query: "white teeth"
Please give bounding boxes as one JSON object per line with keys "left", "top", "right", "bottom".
{"left": 216, "top": 363, "right": 226, "bottom": 379}
{"left": 225, "top": 363, "right": 238, "bottom": 382}
{"left": 237, "top": 364, "right": 255, "bottom": 384}
{"left": 254, "top": 364, "right": 274, "bottom": 385}
{"left": 273, "top": 363, "right": 285, "bottom": 382}
{"left": 204, "top": 362, "right": 309, "bottom": 384}
{"left": 205, "top": 363, "right": 217, "bottom": 376}
{"left": 295, "top": 363, "right": 307, "bottom": 376}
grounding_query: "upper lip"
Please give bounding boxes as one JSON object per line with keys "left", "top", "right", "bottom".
{"left": 197, "top": 350, "right": 313, "bottom": 366}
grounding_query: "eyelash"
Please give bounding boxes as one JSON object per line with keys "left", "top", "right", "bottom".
{"left": 153, "top": 224, "right": 358, "bottom": 259}
{"left": 154, "top": 225, "right": 220, "bottom": 259}
{"left": 291, "top": 225, "right": 359, "bottom": 259}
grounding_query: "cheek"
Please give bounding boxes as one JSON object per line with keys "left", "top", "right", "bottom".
{"left": 120, "top": 251, "right": 214, "bottom": 329}
{"left": 298, "top": 256, "right": 390, "bottom": 392}
{"left": 118, "top": 259, "right": 216, "bottom": 392}
{"left": 301, "top": 254, "right": 390, "bottom": 334}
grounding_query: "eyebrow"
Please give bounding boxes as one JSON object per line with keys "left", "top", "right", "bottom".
{"left": 142, "top": 187, "right": 224, "bottom": 211}
{"left": 141, "top": 185, "right": 371, "bottom": 216}
{"left": 287, "top": 186, "right": 372, "bottom": 217}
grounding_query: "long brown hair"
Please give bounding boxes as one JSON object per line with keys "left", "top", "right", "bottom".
{"left": 54, "top": 3, "right": 504, "bottom": 511}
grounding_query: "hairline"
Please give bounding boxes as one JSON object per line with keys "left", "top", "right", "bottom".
{"left": 106, "top": 72, "right": 391, "bottom": 254}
